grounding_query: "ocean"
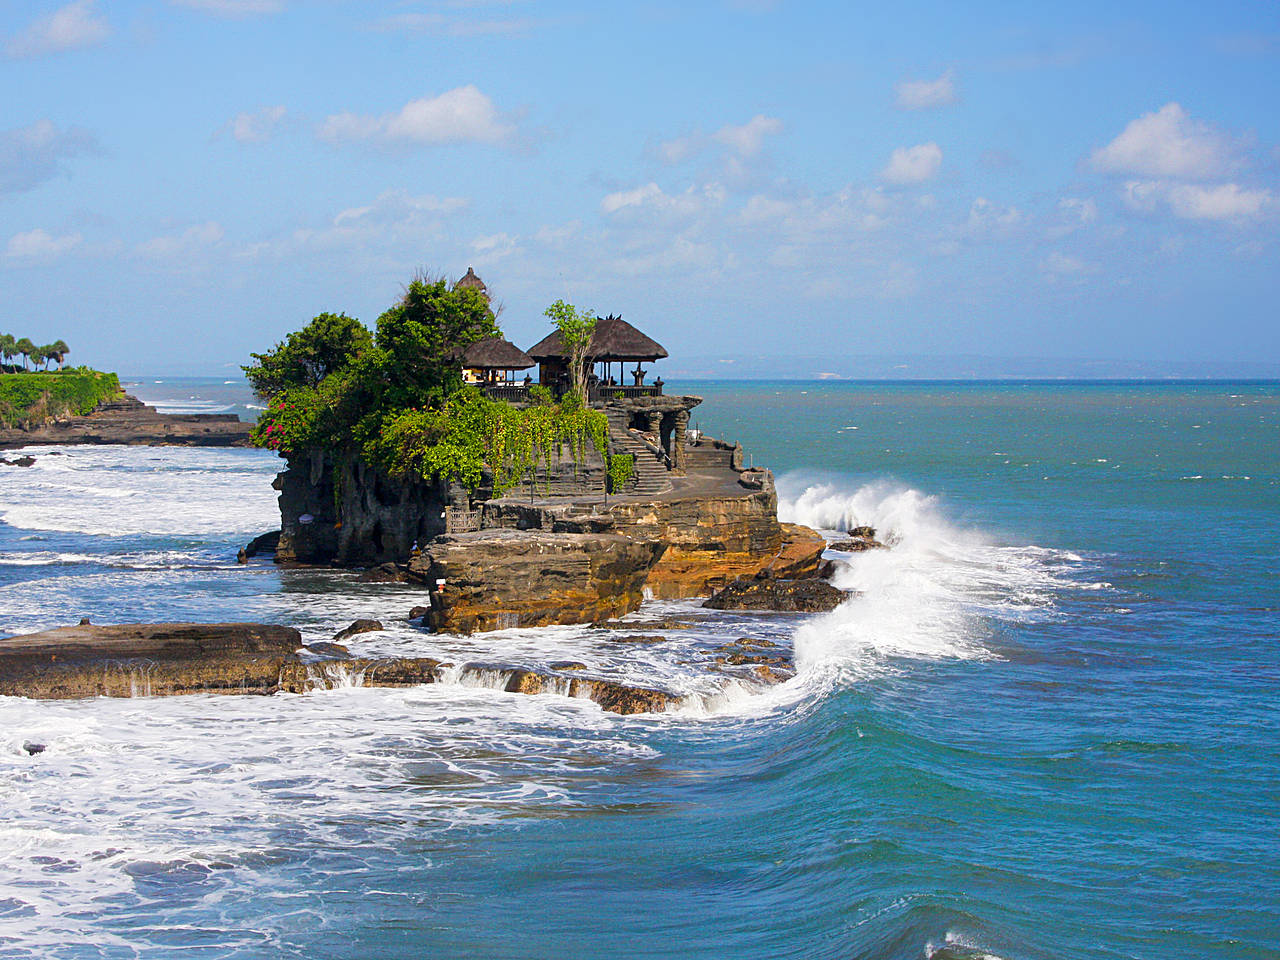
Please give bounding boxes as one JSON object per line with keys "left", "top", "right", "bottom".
{"left": 1, "top": 378, "right": 1277, "bottom": 959}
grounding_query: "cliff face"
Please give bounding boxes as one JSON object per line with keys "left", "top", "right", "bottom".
{"left": 274, "top": 450, "right": 453, "bottom": 566}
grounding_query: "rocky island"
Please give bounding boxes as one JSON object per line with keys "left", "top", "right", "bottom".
{"left": 0, "top": 270, "right": 872, "bottom": 713}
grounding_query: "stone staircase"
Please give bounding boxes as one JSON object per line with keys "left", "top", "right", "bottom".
{"left": 605, "top": 410, "right": 672, "bottom": 497}
{"left": 683, "top": 440, "right": 736, "bottom": 471}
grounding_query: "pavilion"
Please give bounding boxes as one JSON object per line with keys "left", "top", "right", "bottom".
{"left": 526, "top": 314, "right": 668, "bottom": 398}
{"left": 459, "top": 337, "right": 535, "bottom": 388}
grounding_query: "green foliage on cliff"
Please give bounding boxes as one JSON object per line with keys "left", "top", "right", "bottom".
{"left": 247, "top": 273, "right": 609, "bottom": 494}
{"left": 607, "top": 452, "right": 635, "bottom": 493}
{"left": 0, "top": 369, "right": 120, "bottom": 428}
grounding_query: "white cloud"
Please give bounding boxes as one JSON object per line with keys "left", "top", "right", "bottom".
{"left": 1091, "top": 103, "right": 1239, "bottom": 179}
{"left": 660, "top": 115, "right": 782, "bottom": 164}
{"left": 1058, "top": 197, "right": 1098, "bottom": 224}
{"left": 471, "top": 232, "right": 518, "bottom": 258}
{"left": 1122, "top": 179, "right": 1272, "bottom": 223}
{"left": 226, "top": 105, "right": 286, "bottom": 143}
{"left": 170, "top": 0, "right": 284, "bottom": 16}
{"left": 600, "top": 182, "right": 722, "bottom": 219}
{"left": 5, "top": 228, "right": 83, "bottom": 259}
{"left": 137, "top": 221, "right": 224, "bottom": 259}
{"left": 966, "top": 196, "right": 1023, "bottom": 230}
{"left": 319, "top": 86, "right": 516, "bottom": 147}
{"left": 0, "top": 119, "right": 98, "bottom": 195}
{"left": 895, "top": 70, "right": 956, "bottom": 110}
{"left": 6, "top": 0, "right": 109, "bottom": 58}
{"left": 713, "top": 115, "right": 783, "bottom": 156}
{"left": 880, "top": 142, "right": 942, "bottom": 185}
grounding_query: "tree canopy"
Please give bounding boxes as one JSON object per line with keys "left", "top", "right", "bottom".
{"left": 0, "top": 335, "right": 70, "bottom": 371}
{"left": 246, "top": 271, "right": 611, "bottom": 495}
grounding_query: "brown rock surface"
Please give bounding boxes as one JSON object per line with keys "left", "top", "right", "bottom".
{"left": 644, "top": 522, "right": 826, "bottom": 600}
{"left": 410, "top": 529, "right": 666, "bottom": 634}
{"left": 0, "top": 622, "right": 302, "bottom": 699}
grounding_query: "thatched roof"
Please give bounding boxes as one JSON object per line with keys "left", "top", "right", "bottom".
{"left": 453, "top": 267, "right": 488, "bottom": 299}
{"left": 526, "top": 315, "right": 668, "bottom": 362}
{"left": 459, "top": 337, "right": 534, "bottom": 369}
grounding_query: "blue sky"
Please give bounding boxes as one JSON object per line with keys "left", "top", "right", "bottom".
{"left": 2, "top": 0, "right": 1278, "bottom": 376}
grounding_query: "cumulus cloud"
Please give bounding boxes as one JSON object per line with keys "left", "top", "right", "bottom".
{"left": 137, "top": 221, "right": 224, "bottom": 259}
{"left": 1091, "top": 103, "right": 1239, "bottom": 179}
{"left": 225, "top": 105, "right": 287, "bottom": 143}
{"left": 713, "top": 115, "right": 783, "bottom": 156}
{"left": 6, "top": 0, "right": 109, "bottom": 59}
{"left": 170, "top": 0, "right": 284, "bottom": 16}
{"left": 895, "top": 70, "right": 956, "bottom": 110}
{"left": 966, "top": 196, "right": 1023, "bottom": 231}
{"left": 0, "top": 120, "right": 98, "bottom": 195}
{"left": 5, "top": 228, "right": 83, "bottom": 259}
{"left": 1124, "top": 180, "right": 1272, "bottom": 222}
{"left": 880, "top": 142, "right": 942, "bottom": 185}
{"left": 659, "top": 115, "right": 782, "bottom": 164}
{"left": 319, "top": 86, "right": 516, "bottom": 147}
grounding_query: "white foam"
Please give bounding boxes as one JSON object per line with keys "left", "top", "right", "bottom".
{"left": 779, "top": 477, "right": 1085, "bottom": 686}
{"left": 0, "top": 445, "right": 280, "bottom": 536}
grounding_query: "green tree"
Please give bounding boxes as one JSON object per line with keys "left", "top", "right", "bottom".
{"left": 543, "top": 300, "right": 595, "bottom": 404}
{"left": 14, "top": 338, "right": 35, "bottom": 371}
{"left": 373, "top": 273, "right": 499, "bottom": 409}
{"left": 0, "top": 334, "right": 14, "bottom": 369}
{"left": 48, "top": 339, "right": 70, "bottom": 369}
{"left": 33, "top": 346, "right": 51, "bottom": 371}
{"left": 243, "top": 312, "right": 372, "bottom": 398}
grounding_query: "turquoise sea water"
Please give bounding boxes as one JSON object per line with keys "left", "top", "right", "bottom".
{"left": 1, "top": 379, "right": 1277, "bottom": 959}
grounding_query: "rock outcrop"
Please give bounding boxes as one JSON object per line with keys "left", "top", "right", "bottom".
{"left": 409, "top": 529, "right": 666, "bottom": 634}
{"left": 0, "top": 622, "right": 302, "bottom": 698}
{"left": 0, "top": 394, "right": 252, "bottom": 449}
{"left": 0, "top": 623, "right": 678, "bottom": 715}
{"left": 704, "top": 577, "right": 848, "bottom": 612}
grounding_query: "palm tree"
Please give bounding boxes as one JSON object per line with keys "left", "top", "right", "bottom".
{"left": 0, "top": 334, "right": 14, "bottom": 370}
{"left": 14, "top": 338, "right": 35, "bottom": 371}
{"left": 50, "top": 339, "right": 69, "bottom": 369}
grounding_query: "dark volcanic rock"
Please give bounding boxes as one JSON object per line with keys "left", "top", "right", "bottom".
{"left": 0, "top": 622, "right": 303, "bottom": 699}
{"left": 407, "top": 605, "right": 429, "bottom": 621}
{"left": 704, "top": 577, "right": 847, "bottom": 612}
{"left": 0, "top": 455, "right": 36, "bottom": 467}
{"left": 357, "top": 563, "right": 416, "bottom": 583}
{"left": 23, "top": 741, "right": 46, "bottom": 755}
{"left": 332, "top": 619, "right": 383, "bottom": 642}
{"left": 240, "top": 531, "right": 280, "bottom": 562}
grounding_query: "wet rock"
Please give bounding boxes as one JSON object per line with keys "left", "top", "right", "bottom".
{"left": 641, "top": 522, "right": 825, "bottom": 600}
{"left": 704, "top": 577, "right": 847, "bottom": 612}
{"left": 240, "top": 530, "right": 280, "bottom": 561}
{"left": 752, "top": 664, "right": 794, "bottom": 684}
{"left": 602, "top": 634, "right": 667, "bottom": 644}
{"left": 78, "top": 617, "right": 91, "bottom": 626}
{"left": 590, "top": 618, "right": 695, "bottom": 631}
{"left": 357, "top": 563, "right": 416, "bottom": 583}
{"left": 0, "top": 622, "right": 303, "bottom": 699}
{"left": 407, "top": 606, "right": 429, "bottom": 621}
{"left": 827, "top": 528, "right": 885, "bottom": 552}
{"left": 23, "top": 741, "right": 46, "bottom": 755}
{"left": 550, "top": 661, "right": 587, "bottom": 671}
{"left": 304, "top": 641, "right": 352, "bottom": 659}
{"left": 0, "top": 455, "right": 36, "bottom": 467}
{"left": 410, "top": 529, "right": 666, "bottom": 634}
{"left": 332, "top": 619, "right": 383, "bottom": 642}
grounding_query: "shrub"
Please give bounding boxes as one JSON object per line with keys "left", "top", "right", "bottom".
{"left": 0, "top": 370, "right": 120, "bottom": 428}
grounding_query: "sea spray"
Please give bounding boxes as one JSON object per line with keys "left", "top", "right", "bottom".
{"left": 779, "top": 479, "right": 1081, "bottom": 681}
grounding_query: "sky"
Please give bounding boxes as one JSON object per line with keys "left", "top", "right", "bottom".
{"left": 1, "top": 0, "right": 1279, "bottom": 377}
